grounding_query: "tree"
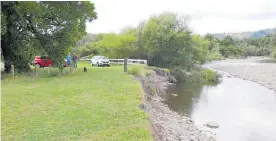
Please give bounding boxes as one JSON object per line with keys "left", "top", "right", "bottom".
{"left": 1, "top": 1, "right": 97, "bottom": 72}
{"left": 204, "top": 34, "right": 219, "bottom": 50}
{"left": 136, "top": 12, "right": 194, "bottom": 69}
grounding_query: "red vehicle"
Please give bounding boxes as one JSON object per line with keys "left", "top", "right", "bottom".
{"left": 32, "top": 56, "right": 68, "bottom": 68}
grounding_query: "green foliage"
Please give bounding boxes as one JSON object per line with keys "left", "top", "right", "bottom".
{"left": 139, "top": 13, "right": 194, "bottom": 69}
{"left": 128, "top": 65, "right": 144, "bottom": 76}
{"left": 234, "top": 34, "right": 276, "bottom": 57}
{"left": 78, "top": 12, "right": 197, "bottom": 70}
{"left": 206, "top": 52, "right": 223, "bottom": 61}
{"left": 170, "top": 66, "right": 220, "bottom": 84}
{"left": 1, "top": 1, "right": 97, "bottom": 72}
{"left": 170, "top": 67, "right": 190, "bottom": 81}
{"left": 201, "top": 69, "right": 220, "bottom": 83}
{"left": 75, "top": 12, "right": 276, "bottom": 80}
{"left": 77, "top": 33, "right": 136, "bottom": 58}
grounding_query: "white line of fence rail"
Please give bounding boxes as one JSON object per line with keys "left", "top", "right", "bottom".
{"left": 79, "top": 58, "right": 147, "bottom": 65}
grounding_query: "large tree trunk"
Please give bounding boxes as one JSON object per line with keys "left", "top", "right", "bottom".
{"left": 1, "top": 2, "right": 31, "bottom": 73}
{"left": 1, "top": 38, "right": 11, "bottom": 73}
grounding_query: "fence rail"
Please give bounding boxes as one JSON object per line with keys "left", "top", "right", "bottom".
{"left": 79, "top": 58, "right": 147, "bottom": 65}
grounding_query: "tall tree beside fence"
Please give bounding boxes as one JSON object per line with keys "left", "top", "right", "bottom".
{"left": 1, "top": 1, "right": 97, "bottom": 72}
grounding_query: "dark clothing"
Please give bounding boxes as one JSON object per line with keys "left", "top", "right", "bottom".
{"left": 73, "top": 55, "right": 78, "bottom": 61}
{"left": 73, "top": 55, "right": 78, "bottom": 68}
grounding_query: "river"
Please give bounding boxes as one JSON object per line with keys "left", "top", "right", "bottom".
{"left": 164, "top": 57, "right": 276, "bottom": 141}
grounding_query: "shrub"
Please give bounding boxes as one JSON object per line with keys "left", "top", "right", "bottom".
{"left": 207, "top": 52, "right": 222, "bottom": 61}
{"left": 170, "top": 67, "right": 188, "bottom": 81}
{"left": 201, "top": 69, "right": 220, "bottom": 83}
{"left": 144, "top": 69, "right": 153, "bottom": 76}
{"left": 170, "top": 67, "right": 220, "bottom": 84}
{"left": 128, "top": 65, "right": 143, "bottom": 76}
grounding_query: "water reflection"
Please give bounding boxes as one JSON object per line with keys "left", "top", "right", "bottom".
{"left": 164, "top": 76, "right": 276, "bottom": 141}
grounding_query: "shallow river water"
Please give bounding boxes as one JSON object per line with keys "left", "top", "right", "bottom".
{"left": 164, "top": 72, "right": 276, "bottom": 141}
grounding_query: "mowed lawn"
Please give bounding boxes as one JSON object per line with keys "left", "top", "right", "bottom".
{"left": 1, "top": 64, "right": 152, "bottom": 141}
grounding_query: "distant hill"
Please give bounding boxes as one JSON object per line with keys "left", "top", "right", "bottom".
{"left": 213, "top": 28, "right": 276, "bottom": 40}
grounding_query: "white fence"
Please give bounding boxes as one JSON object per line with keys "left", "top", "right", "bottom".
{"left": 79, "top": 58, "right": 147, "bottom": 65}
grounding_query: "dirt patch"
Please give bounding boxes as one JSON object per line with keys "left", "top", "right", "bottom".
{"left": 138, "top": 69, "right": 216, "bottom": 141}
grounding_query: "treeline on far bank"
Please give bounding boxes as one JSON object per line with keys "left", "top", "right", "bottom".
{"left": 76, "top": 12, "right": 276, "bottom": 82}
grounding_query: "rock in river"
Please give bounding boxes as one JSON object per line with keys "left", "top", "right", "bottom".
{"left": 171, "top": 93, "right": 178, "bottom": 96}
{"left": 206, "top": 122, "right": 219, "bottom": 128}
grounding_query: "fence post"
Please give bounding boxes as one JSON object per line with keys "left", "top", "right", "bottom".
{"left": 70, "top": 62, "right": 73, "bottom": 73}
{"left": 33, "top": 64, "right": 38, "bottom": 79}
{"left": 48, "top": 66, "right": 51, "bottom": 76}
{"left": 11, "top": 65, "right": 14, "bottom": 77}
{"left": 124, "top": 58, "right": 127, "bottom": 72}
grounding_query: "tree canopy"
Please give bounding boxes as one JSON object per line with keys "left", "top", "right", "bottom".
{"left": 1, "top": 1, "right": 97, "bottom": 72}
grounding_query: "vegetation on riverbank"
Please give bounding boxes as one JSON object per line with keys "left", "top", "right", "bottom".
{"left": 170, "top": 67, "right": 220, "bottom": 84}
{"left": 1, "top": 65, "right": 152, "bottom": 141}
{"left": 75, "top": 12, "right": 275, "bottom": 83}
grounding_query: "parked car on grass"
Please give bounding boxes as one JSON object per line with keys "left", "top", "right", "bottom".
{"left": 90, "top": 56, "right": 110, "bottom": 67}
{"left": 32, "top": 56, "right": 68, "bottom": 68}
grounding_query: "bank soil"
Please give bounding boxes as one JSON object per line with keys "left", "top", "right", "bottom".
{"left": 138, "top": 69, "right": 215, "bottom": 141}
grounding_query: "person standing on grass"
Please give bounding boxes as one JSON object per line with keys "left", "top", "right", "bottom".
{"left": 66, "top": 53, "right": 72, "bottom": 67}
{"left": 73, "top": 53, "right": 78, "bottom": 68}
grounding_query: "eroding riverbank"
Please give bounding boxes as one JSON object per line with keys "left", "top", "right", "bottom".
{"left": 138, "top": 69, "right": 215, "bottom": 141}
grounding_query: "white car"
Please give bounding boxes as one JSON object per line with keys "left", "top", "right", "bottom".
{"left": 90, "top": 56, "right": 110, "bottom": 67}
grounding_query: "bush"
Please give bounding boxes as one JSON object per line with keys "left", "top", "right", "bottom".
{"left": 207, "top": 52, "right": 222, "bottom": 61}
{"left": 128, "top": 65, "right": 143, "bottom": 76}
{"left": 201, "top": 69, "right": 220, "bottom": 83}
{"left": 170, "top": 67, "right": 189, "bottom": 81}
{"left": 170, "top": 67, "right": 220, "bottom": 84}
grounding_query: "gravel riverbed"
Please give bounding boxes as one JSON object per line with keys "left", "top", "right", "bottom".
{"left": 206, "top": 57, "right": 276, "bottom": 91}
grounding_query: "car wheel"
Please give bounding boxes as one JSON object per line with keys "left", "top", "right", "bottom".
{"left": 35, "top": 64, "right": 40, "bottom": 68}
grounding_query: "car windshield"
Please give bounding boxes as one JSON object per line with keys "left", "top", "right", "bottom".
{"left": 98, "top": 56, "right": 107, "bottom": 59}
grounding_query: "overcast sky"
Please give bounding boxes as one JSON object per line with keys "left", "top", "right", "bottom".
{"left": 86, "top": 0, "right": 276, "bottom": 34}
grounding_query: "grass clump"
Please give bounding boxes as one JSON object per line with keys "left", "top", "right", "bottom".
{"left": 128, "top": 65, "right": 152, "bottom": 77}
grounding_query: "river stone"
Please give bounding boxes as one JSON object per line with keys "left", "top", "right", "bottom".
{"left": 206, "top": 122, "right": 219, "bottom": 128}
{"left": 171, "top": 93, "right": 178, "bottom": 96}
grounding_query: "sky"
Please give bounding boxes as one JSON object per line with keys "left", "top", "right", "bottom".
{"left": 86, "top": 0, "right": 276, "bottom": 35}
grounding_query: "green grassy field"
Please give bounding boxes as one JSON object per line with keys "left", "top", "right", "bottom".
{"left": 1, "top": 63, "right": 152, "bottom": 141}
